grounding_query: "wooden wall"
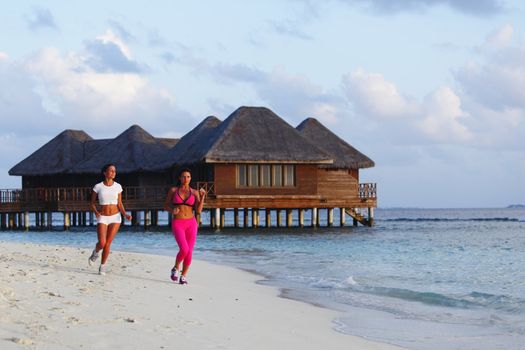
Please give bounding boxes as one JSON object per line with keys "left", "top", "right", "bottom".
{"left": 213, "top": 164, "right": 318, "bottom": 195}
{"left": 316, "top": 168, "right": 359, "bottom": 200}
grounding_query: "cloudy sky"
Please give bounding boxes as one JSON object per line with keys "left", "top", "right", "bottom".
{"left": 1, "top": 0, "right": 524, "bottom": 208}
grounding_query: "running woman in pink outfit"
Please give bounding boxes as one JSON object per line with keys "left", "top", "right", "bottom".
{"left": 164, "top": 168, "right": 206, "bottom": 284}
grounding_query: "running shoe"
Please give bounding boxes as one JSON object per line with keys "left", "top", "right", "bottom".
{"left": 98, "top": 265, "right": 106, "bottom": 275}
{"left": 88, "top": 249, "right": 99, "bottom": 266}
{"left": 170, "top": 268, "right": 178, "bottom": 282}
{"left": 179, "top": 275, "right": 188, "bottom": 285}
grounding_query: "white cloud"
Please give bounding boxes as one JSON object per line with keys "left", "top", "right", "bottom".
{"left": 342, "top": 68, "right": 420, "bottom": 120}
{"left": 0, "top": 30, "right": 192, "bottom": 138}
{"left": 417, "top": 87, "right": 472, "bottom": 142}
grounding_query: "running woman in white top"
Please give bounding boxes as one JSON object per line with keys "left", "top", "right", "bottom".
{"left": 88, "top": 163, "right": 132, "bottom": 275}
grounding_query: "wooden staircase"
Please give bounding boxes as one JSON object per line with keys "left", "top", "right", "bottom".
{"left": 345, "top": 208, "right": 373, "bottom": 227}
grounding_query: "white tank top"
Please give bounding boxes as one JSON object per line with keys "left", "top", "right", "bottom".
{"left": 93, "top": 182, "right": 123, "bottom": 205}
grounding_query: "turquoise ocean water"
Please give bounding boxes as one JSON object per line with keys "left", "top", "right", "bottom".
{"left": 1, "top": 207, "right": 524, "bottom": 350}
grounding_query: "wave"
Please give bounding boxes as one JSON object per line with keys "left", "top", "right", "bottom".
{"left": 381, "top": 217, "right": 520, "bottom": 222}
{"left": 350, "top": 286, "right": 525, "bottom": 312}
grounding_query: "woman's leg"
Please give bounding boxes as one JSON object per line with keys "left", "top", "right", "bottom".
{"left": 96, "top": 224, "right": 108, "bottom": 251}
{"left": 101, "top": 223, "right": 120, "bottom": 264}
{"left": 172, "top": 220, "right": 190, "bottom": 270}
{"left": 181, "top": 219, "right": 198, "bottom": 276}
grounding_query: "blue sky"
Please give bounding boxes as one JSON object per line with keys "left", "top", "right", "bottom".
{"left": 1, "top": 0, "right": 524, "bottom": 208}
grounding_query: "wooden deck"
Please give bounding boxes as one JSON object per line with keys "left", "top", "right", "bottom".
{"left": 0, "top": 183, "right": 376, "bottom": 229}
{"left": 0, "top": 182, "right": 376, "bottom": 212}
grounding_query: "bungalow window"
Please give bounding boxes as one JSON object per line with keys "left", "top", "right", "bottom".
{"left": 238, "top": 165, "right": 248, "bottom": 187}
{"left": 272, "top": 165, "right": 282, "bottom": 187}
{"left": 283, "top": 165, "right": 295, "bottom": 187}
{"left": 237, "top": 164, "right": 295, "bottom": 187}
{"left": 260, "top": 165, "right": 271, "bottom": 187}
{"left": 248, "top": 165, "right": 259, "bottom": 186}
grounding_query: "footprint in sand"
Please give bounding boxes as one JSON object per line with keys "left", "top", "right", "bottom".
{"left": 9, "top": 337, "right": 34, "bottom": 345}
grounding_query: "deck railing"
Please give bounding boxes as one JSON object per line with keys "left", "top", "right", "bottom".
{"left": 1, "top": 182, "right": 376, "bottom": 205}
{"left": 358, "top": 183, "right": 377, "bottom": 199}
{"left": 0, "top": 183, "right": 217, "bottom": 205}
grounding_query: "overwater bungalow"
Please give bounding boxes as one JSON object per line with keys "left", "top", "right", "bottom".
{"left": 1, "top": 106, "right": 376, "bottom": 230}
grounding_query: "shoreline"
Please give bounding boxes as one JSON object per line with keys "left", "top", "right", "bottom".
{"left": 0, "top": 241, "right": 404, "bottom": 350}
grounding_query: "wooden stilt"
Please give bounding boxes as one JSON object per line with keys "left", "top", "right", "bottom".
{"left": 312, "top": 208, "right": 317, "bottom": 228}
{"left": 47, "top": 211, "right": 53, "bottom": 228}
{"left": 251, "top": 209, "right": 257, "bottom": 228}
{"left": 277, "top": 209, "right": 283, "bottom": 227}
{"left": 24, "top": 211, "right": 30, "bottom": 230}
{"left": 243, "top": 208, "right": 249, "bottom": 228}
{"left": 144, "top": 210, "right": 150, "bottom": 229}
{"left": 340, "top": 207, "right": 346, "bottom": 226}
{"left": 368, "top": 207, "right": 374, "bottom": 226}
{"left": 265, "top": 209, "right": 271, "bottom": 228}
{"left": 299, "top": 209, "right": 304, "bottom": 228}
{"left": 1, "top": 213, "right": 6, "bottom": 229}
{"left": 214, "top": 208, "right": 220, "bottom": 230}
{"left": 328, "top": 208, "right": 334, "bottom": 227}
{"left": 220, "top": 208, "right": 225, "bottom": 228}
{"left": 234, "top": 208, "right": 239, "bottom": 228}
{"left": 286, "top": 209, "right": 293, "bottom": 227}
{"left": 64, "top": 212, "right": 70, "bottom": 230}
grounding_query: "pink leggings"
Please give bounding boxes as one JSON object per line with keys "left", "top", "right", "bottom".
{"left": 172, "top": 217, "right": 198, "bottom": 268}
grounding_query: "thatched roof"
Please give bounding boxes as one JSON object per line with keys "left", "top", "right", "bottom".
{"left": 9, "top": 130, "right": 94, "bottom": 176}
{"left": 152, "top": 116, "right": 222, "bottom": 169}
{"left": 296, "top": 118, "right": 375, "bottom": 169}
{"left": 71, "top": 125, "right": 177, "bottom": 174}
{"left": 155, "top": 107, "right": 333, "bottom": 167}
{"left": 205, "top": 107, "right": 333, "bottom": 163}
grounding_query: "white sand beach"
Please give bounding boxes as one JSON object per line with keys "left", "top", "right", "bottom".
{"left": 0, "top": 241, "right": 403, "bottom": 350}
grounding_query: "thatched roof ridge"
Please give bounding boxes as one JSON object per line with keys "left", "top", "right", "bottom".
{"left": 70, "top": 125, "right": 174, "bottom": 174}
{"left": 203, "top": 107, "right": 333, "bottom": 164}
{"left": 296, "top": 118, "right": 375, "bottom": 169}
{"left": 9, "top": 129, "right": 93, "bottom": 176}
{"left": 152, "top": 116, "right": 222, "bottom": 169}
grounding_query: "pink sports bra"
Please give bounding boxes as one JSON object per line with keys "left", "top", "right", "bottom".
{"left": 172, "top": 187, "right": 196, "bottom": 207}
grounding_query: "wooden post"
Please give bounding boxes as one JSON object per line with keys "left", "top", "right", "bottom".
{"left": 265, "top": 209, "right": 271, "bottom": 228}
{"left": 210, "top": 209, "right": 215, "bottom": 228}
{"left": 47, "top": 212, "right": 52, "bottom": 228}
{"left": 89, "top": 212, "right": 94, "bottom": 226}
{"left": 220, "top": 208, "right": 225, "bottom": 228}
{"left": 0, "top": 213, "right": 6, "bottom": 229}
{"left": 252, "top": 209, "right": 257, "bottom": 228}
{"left": 311, "top": 208, "right": 317, "bottom": 228}
{"left": 214, "top": 208, "right": 220, "bottom": 230}
{"left": 234, "top": 208, "right": 239, "bottom": 228}
{"left": 340, "top": 208, "right": 346, "bottom": 226}
{"left": 243, "top": 208, "right": 249, "bottom": 228}
{"left": 9, "top": 214, "right": 15, "bottom": 229}
{"left": 64, "top": 212, "right": 70, "bottom": 230}
{"left": 40, "top": 212, "right": 46, "bottom": 227}
{"left": 299, "top": 209, "right": 304, "bottom": 228}
{"left": 277, "top": 209, "right": 283, "bottom": 227}
{"left": 144, "top": 210, "right": 151, "bottom": 229}
{"left": 286, "top": 209, "right": 293, "bottom": 227}
{"left": 24, "top": 212, "right": 30, "bottom": 230}
{"left": 368, "top": 207, "right": 375, "bottom": 226}
{"left": 328, "top": 208, "right": 334, "bottom": 227}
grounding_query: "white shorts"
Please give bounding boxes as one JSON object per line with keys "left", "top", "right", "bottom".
{"left": 97, "top": 213, "right": 122, "bottom": 225}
